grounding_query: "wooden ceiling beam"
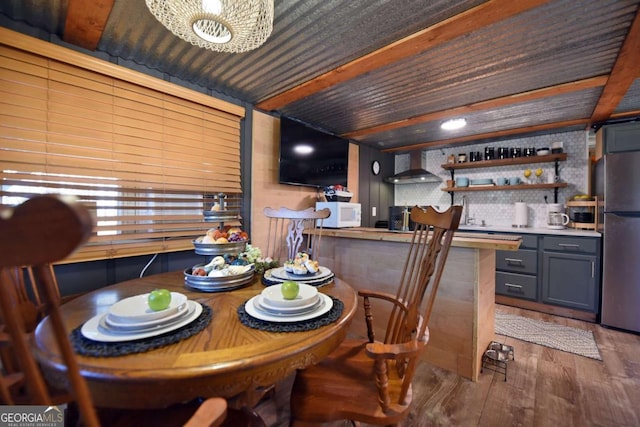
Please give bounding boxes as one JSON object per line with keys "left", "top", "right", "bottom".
{"left": 610, "top": 110, "right": 640, "bottom": 120}
{"left": 255, "top": 0, "right": 551, "bottom": 111}
{"left": 590, "top": 6, "right": 640, "bottom": 124}
{"left": 343, "top": 76, "right": 608, "bottom": 139}
{"left": 63, "top": 0, "right": 115, "bottom": 51}
{"left": 382, "top": 119, "right": 589, "bottom": 153}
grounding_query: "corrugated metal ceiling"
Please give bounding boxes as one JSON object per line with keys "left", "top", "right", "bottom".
{"left": 1, "top": 0, "right": 639, "bottom": 152}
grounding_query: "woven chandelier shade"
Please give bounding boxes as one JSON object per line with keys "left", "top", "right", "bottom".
{"left": 145, "top": 0, "right": 274, "bottom": 53}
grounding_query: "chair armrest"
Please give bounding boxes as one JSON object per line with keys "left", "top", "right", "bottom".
{"left": 358, "top": 289, "right": 409, "bottom": 343}
{"left": 358, "top": 289, "right": 408, "bottom": 311}
{"left": 183, "top": 397, "right": 227, "bottom": 427}
{"left": 364, "top": 339, "right": 426, "bottom": 360}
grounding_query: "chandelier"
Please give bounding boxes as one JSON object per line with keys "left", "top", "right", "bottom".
{"left": 145, "top": 0, "right": 274, "bottom": 53}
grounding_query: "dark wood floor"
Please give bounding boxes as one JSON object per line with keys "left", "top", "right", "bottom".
{"left": 253, "top": 304, "right": 640, "bottom": 427}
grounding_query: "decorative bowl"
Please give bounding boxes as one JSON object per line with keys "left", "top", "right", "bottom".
{"left": 455, "top": 177, "right": 469, "bottom": 187}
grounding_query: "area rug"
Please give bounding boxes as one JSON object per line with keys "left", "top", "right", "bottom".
{"left": 495, "top": 311, "right": 602, "bottom": 360}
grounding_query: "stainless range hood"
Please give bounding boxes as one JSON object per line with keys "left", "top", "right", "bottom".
{"left": 384, "top": 150, "right": 442, "bottom": 184}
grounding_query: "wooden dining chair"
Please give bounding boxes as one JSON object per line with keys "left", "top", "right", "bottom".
{"left": 262, "top": 207, "right": 331, "bottom": 262}
{"left": 0, "top": 195, "right": 227, "bottom": 427}
{"left": 289, "top": 205, "right": 463, "bottom": 426}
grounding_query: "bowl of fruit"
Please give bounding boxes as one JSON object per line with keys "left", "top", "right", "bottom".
{"left": 192, "top": 226, "right": 249, "bottom": 255}
{"left": 185, "top": 255, "right": 255, "bottom": 292}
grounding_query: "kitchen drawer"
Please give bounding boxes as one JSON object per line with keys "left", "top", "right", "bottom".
{"left": 496, "top": 271, "right": 537, "bottom": 301}
{"left": 518, "top": 234, "right": 538, "bottom": 249}
{"left": 496, "top": 249, "right": 537, "bottom": 274}
{"left": 543, "top": 236, "right": 598, "bottom": 254}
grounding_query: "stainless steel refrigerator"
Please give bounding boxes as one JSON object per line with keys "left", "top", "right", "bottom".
{"left": 595, "top": 151, "right": 640, "bottom": 333}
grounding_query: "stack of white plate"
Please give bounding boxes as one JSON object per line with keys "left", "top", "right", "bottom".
{"left": 245, "top": 283, "right": 333, "bottom": 322}
{"left": 81, "top": 292, "right": 203, "bottom": 342}
{"left": 262, "top": 266, "right": 334, "bottom": 287}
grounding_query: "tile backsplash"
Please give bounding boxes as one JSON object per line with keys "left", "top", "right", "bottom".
{"left": 393, "top": 130, "right": 590, "bottom": 228}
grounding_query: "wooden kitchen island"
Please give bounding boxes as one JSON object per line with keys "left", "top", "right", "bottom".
{"left": 310, "top": 227, "right": 521, "bottom": 381}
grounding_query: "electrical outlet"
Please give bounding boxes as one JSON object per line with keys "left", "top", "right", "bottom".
{"left": 372, "top": 206, "right": 377, "bottom": 217}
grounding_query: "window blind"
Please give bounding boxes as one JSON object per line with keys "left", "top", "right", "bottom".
{"left": 0, "top": 43, "right": 244, "bottom": 263}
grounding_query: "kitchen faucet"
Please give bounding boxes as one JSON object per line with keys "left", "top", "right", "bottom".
{"left": 462, "top": 195, "right": 468, "bottom": 225}
{"left": 461, "top": 195, "right": 476, "bottom": 225}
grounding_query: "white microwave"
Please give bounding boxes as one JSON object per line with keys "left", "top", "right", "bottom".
{"left": 316, "top": 202, "right": 361, "bottom": 228}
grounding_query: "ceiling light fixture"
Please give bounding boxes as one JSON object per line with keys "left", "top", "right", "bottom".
{"left": 145, "top": 0, "right": 274, "bottom": 53}
{"left": 441, "top": 118, "right": 467, "bottom": 130}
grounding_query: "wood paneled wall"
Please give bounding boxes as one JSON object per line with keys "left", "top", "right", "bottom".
{"left": 250, "top": 111, "right": 359, "bottom": 252}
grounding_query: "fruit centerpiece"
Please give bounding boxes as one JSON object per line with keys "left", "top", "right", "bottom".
{"left": 185, "top": 192, "right": 261, "bottom": 292}
{"left": 193, "top": 225, "right": 250, "bottom": 256}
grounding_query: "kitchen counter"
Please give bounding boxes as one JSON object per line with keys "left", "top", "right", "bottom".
{"left": 310, "top": 227, "right": 522, "bottom": 381}
{"left": 457, "top": 224, "right": 600, "bottom": 237}
{"left": 316, "top": 227, "right": 522, "bottom": 251}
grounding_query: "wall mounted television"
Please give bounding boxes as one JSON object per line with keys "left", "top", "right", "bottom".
{"left": 278, "top": 116, "right": 349, "bottom": 188}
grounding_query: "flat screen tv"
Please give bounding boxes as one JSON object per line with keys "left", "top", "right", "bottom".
{"left": 279, "top": 116, "right": 349, "bottom": 188}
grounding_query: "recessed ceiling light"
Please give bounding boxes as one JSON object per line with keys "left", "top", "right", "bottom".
{"left": 441, "top": 118, "right": 467, "bottom": 130}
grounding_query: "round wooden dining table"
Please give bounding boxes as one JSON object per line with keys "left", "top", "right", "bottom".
{"left": 32, "top": 271, "right": 357, "bottom": 410}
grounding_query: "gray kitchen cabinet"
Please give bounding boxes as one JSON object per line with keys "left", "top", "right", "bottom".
{"left": 542, "top": 235, "right": 601, "bottom": 313}
{"left": 460, "top": 230, "right": 602, "bottom": 317}
{"left": 542, "top": 252, "right": 598, "bottom": 311}
{"left": 495, "top": 234, "right": 539, "bottom": 301}
{"left": 603, "top": 121, "right": 640, "bottom": 154}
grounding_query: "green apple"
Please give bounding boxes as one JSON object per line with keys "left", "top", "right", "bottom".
{"left": 148, "top": 289, "right": 172, "bottom": 311}
{"left": 281, "top": 281, "right": 300, "bottom": 300}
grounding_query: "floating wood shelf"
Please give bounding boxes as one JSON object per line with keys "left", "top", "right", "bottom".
{"left": 441, "top": 153, "right": 567, "bottom": 170}
{"left": 566, "top": 198, "right": 598, "bottom": 230}
{"left": 441, "top": 153, "right": 568, "bottom": 203}
{"left": 441, "top": 182, "right": 568, "bottom": 192}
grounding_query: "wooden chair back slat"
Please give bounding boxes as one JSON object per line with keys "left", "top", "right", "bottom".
{"left": 0, "top": 195, "right": 98, "bottom": 425}
{"left": 262, "top": 207, "right": 331, "bottom": 262}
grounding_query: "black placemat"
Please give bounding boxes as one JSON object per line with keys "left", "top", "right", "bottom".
{"left": 237, "top": 296, "right": 344, "bottom": 332}
{"left": 70, "top": 305, "right": 213, "bottom": 357}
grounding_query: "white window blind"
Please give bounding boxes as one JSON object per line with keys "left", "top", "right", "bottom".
{"left": 0, "top": 43, "right": 244, "bottom": 263}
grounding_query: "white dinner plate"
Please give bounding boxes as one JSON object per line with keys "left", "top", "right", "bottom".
{"left": 263, "top": 271, "right": 335, "bottom": 287}
{"left": 100, "top": 302, "right": 196, "bottom": 334}
{"left": 261, "top": 283, "right": 318, "bottom": 308}
{"left": 104, "top": 301, "right": 191, "bottom": 331}
{"left": 254, "top": 295, "right": 323, "bottom": 315}
{"left": 108, "top": 292, "right": 188, "bottom": 323}
{"left": 245, "top": 293, "right": 332, "bottom": 323}
{"left": 269, "top": 266, "right": 333, "bottom": 281}
{"left": 82, "top": 301, "right": 203, "bottom": 342}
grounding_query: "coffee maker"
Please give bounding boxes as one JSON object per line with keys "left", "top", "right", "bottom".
{"left": 547, "top": 203, "right": 569, "bottom": 229}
